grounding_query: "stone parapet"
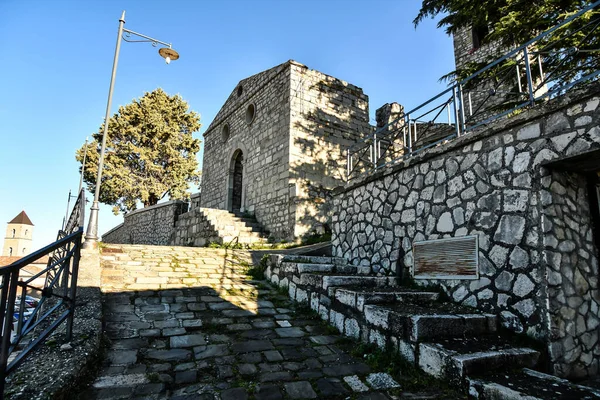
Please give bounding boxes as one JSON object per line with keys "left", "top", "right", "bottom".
{"left": 102, "top": 200, "right": 188, "bottom": 246}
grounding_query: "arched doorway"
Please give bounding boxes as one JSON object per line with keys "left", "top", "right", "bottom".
{"left": 228, "top": 150, "right": 244, "bottom": 213}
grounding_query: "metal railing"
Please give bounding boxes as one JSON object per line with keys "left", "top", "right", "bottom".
{"left": 0, "top": 189, "right": 85, "bottom": 395}
{"left": 347, "top": 1, "right": 600, "bottom": 180}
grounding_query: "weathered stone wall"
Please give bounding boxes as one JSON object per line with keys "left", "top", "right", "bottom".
{"left": 331, "top": 86, "right": 600, "bottom": 378}
{"left": 102, "top": 201, "right": 188, "bottom": 245}
{"left": 171, "top": 209, "right": 220, "bottom": 247}
{"left": 289, "top": 63, "right": 370, "bottom": 237}
{"left": 544, "top": 170, "right": 600, "bottom": 378}
{"left": 200, "top": 62, "right": 293, "bottom": 239}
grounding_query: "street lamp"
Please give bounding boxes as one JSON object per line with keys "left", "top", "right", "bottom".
{"left": 83, "top": 10, "right": 179, "bottom": 249}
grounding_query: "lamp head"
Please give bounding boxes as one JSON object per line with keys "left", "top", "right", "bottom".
{"left": 159, "top": 47, "right": 179, "bottom": 64}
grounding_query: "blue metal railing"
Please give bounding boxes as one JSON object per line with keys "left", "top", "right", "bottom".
{"left": 347, "top": 1, "right": 600, "bottom": 179}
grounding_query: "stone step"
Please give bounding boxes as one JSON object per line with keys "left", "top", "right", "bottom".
{"left": 363, "top": 303, "right": 497, "bottom": 342}
{"left": 298, "top": 274, "right": 399, "bottom": 295}
{"left": 418, "top": 336, "right": 540, "bottom": 384}
{"left": 279, "top": 262, "right": 357, "bottom": 275}
{"left": 281, "top": 255, "right": 346, "bottom": 265}
{"left": 333, "top": 287, "right": 440, "bottom": 312}
{"left": 468, "top": 368, "right": 600, "bottom": 399}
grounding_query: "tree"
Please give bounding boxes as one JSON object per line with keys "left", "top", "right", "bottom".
{"left": 76, "top": 88, "right": 201, "bottom": 215}
{"left": 414, "top": 1, "right": 599, "bottom": 84}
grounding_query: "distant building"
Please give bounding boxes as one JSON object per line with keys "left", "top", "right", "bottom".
{"left": 3, "top": 211, "right": 34, "bottom": 257}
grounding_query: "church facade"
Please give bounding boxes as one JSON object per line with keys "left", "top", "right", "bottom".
{"left": 200, "top": 60, "right": 371, "bottom": 240}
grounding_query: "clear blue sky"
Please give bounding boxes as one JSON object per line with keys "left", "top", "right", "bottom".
{"left": 0, "top": 0, "right": 454, "bottom": 251}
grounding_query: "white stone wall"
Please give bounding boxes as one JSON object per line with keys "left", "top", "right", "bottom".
{"left": 332, "top": 85, "right": 600, "bottom": 378}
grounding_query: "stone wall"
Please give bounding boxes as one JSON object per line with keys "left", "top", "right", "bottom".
{"left": 331, "top": 85, "right": 600, "bottom": 378}
{"left": 289, "top": 63, "right": 371, "bottom": 238}
{"left": 200, "top": 62, "right": 293, "bottom": 239}
{"left": 102, "top": 201, "right": 188, "bottom": 245}
{"left": 453, "top": 26, "right": 514, "bottom": 126}
{"left": 544, "top": 170, "right": 600, "bottom": 377}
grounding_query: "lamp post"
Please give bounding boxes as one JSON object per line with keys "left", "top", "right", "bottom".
{"left": 83, "top": 10, "right": 179, "bottom": 249}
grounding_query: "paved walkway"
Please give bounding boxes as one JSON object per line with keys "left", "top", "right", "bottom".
{"left": 78, "top": 245, "right": 459, "bottom": 399}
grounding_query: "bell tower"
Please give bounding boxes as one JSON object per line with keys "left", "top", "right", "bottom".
{"left": 3, "top": 211, "right": 34, "bottom": 257}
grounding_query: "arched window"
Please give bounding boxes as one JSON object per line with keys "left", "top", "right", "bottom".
{"left": 12, "top": 229, "right": 15, "bottom": 238}
{"left": 25, "top": 229, "right": 28, "bottom": 236}
{"left": 22, "top": 248, "right": 26, "bottom": 254}
{"left": 9, "top": 247, "right": 13, "bottom": 256}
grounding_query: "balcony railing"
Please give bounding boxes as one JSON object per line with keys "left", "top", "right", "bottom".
{"left": 347, "top": 0, "right": 600, "bottom": 180}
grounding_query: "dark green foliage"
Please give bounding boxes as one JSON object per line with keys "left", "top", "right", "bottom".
{"left": 76, "top": 88, "right": 201, "bottom": 214}
{"left": 246, "top": 255, "right": 269, "bottom": 281}
{"left": 415, "top": 0, "right": 600, "bottom": 91}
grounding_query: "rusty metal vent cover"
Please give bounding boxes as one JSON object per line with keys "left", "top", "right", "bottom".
{"left": 413, "top": 235, "right": 479, "bottom": 280}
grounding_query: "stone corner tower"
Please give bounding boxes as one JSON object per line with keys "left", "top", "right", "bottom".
{"left": 3, "top": 211, "right": 34, "bottom": 257}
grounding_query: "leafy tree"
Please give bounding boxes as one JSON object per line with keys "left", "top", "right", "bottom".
{"left": 414, "top": 1, "right": 599, "bottom": 85}
{"left": 76, "top": 88, "right": 201, "bottom": 215}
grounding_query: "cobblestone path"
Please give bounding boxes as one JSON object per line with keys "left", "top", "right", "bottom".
{"left": 79, "top": 245, "right": 458, "bottom": 399}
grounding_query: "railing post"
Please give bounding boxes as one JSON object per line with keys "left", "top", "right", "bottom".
{"left": 523, "top": 47, "right": 535, "bottom": 105}
{"left": 16, "top": 285, "right": 26, "bottom": 337}
{"left": 452, "top": 87, "right": 461, "bottom": 136}
{"left": 346, "top": 150, "right": 350, "bottom": 180}
{"left": 373, "top": 133, "right": 377, "bottom": 168}
{"left": 66, "top": 233, "right": 82, "bottom": 341}
{"left": 0, "top": 270, "right": 20, "bottom": 396}
{"left": 468, "top": 92, "right": 473, "bottom": 117}
{"left": 349, "top": 154, "right": 353, "bottom": 178}
{"left": 458, "top": 84, "right": 466, "bottom": 135}
{"left": 406, "top": 114, "right": 413, "bottom": 154}
{"left": 516, "top": 62, "right": 523, "bottom": 94}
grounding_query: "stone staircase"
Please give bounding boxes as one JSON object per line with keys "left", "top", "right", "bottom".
{"left": 172, "top": 207, "right": 269, "bottom": 247}
{"left": 265, "top": 255, "right": 600, "bottom": 399}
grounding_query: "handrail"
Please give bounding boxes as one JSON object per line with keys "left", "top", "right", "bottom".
{"left": 0, "top": 230, "right": 82, "bottom": 275}
{"left": 0, "top": 189, "right": 85, "bottom": 396}
{"left": 347, "top": 0, "right": 600, "bottom": 180}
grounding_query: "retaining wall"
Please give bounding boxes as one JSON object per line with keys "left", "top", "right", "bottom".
{"left": 332, "top": 85, "right": 600, "bottom": 378}
{"left": 102, "top": 200, "right": 188, "bottom": 246}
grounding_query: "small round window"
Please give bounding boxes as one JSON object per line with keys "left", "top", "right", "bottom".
{"left": 245, "top": 103, "right": 256, "bottom": 124}
{"left": 221, "top": 124, "right": 230, "bottom": 143}
{"left": 237, "top": 86, "right": 243, "bottom": 97}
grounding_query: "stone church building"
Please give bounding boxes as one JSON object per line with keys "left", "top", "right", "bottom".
{"left": 199, "top": 60, "right": 371, "bottom": 240}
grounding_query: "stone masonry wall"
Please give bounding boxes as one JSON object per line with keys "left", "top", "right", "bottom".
{"left": 102, "top": 201, "right": 188, "bottom": 245}
{"left": 332, "top": 86, "right": 600, "bottom": 378}
{"left": 200, "top": 62, "right": 293, "bottom": 239}
{"left": 544, "top": 170, "right": 600, "bottom": 377}
{"left": 289, "top": 63, "right": 371, "bottom": 237}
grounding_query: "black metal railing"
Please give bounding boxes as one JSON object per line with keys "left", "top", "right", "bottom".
{"left": 347, "top": 0, "right": 600, "bottom": 179}
{"left": 0, "top": 189, "right": 85, "bottom": 395}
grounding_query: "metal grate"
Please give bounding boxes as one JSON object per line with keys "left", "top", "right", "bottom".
{"left": 413, "top": 236, "right": 479, "bottom": 279}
